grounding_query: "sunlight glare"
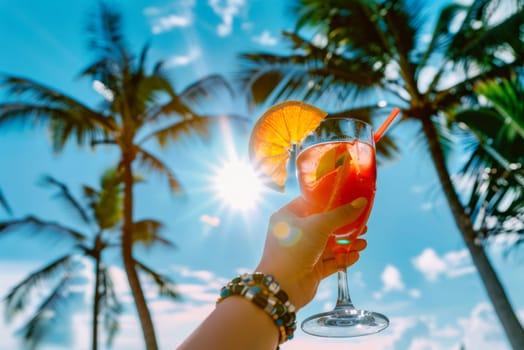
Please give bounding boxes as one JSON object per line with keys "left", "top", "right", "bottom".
{"left": 212, "top": 159, "right": 263, "bottom": 211}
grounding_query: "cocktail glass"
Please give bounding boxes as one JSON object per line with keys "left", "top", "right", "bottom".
{"left": 296, "top": 117, "right": 389, "bottom": 337}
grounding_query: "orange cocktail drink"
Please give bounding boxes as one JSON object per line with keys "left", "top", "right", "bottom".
{"left": 296, "top": 134, "right": 376, "bottom": 254}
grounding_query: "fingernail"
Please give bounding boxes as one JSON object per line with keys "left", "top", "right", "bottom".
{"left": 350, "top": 197, "right": 367, "bottom": 209}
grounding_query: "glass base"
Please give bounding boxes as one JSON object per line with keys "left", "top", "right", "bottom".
{"left": 301, "top": 307, "right": 389, "bottom": 337}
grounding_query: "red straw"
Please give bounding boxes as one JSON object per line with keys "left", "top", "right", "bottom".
{"left": 373, "top": 107, "right": 401, "bottom": 143}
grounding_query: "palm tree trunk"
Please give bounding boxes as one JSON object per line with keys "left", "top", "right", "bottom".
{"left": 92, "top": 250, "right": 101, "bottom": 350}
{"left": 421, "top": 115, "right": 524, "bottom": 350}
{"left": 122, "top": 153, "right": 159, "bottom": 350}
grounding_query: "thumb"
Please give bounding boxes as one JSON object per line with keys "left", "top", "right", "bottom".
{"left": 304, "top": 197, "right": 368, "bottom": 238}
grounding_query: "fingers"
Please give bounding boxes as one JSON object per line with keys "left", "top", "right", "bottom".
{"left": 346, "top": 251, "right": 360, "bottom": 267}
{"left": 351, "top": 238, "right": 367, "bottom": 252}
{"left": 319, "top": 238, "right": 366, "bottom": 262}
{"left": 276, "top": 196, "right": 310, "bottom": 217}
{"left": 319, "top": 238, "right": 366, "bottom": 279}
{"left": 320, "top": 251, "right": 360, "bottom": 279}
{"left": 304, "top": 197, "right": 368, "bottom": 238}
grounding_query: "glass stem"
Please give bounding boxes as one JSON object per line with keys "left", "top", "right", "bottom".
{"left": 335, "top": 267, "right": 355, "bottom": 310}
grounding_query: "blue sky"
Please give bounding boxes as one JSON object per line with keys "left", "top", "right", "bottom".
{"left": 0, "top": 1, "right": 523, "bottom": 350}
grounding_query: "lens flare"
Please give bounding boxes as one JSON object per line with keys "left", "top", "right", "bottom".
{"left": 272, "top": 220, "right": 302, "bottom": 246}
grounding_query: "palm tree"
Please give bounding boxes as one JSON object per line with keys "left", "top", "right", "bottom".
{"left": 451, "top": 76, "right": 523, "bottom": 246}
{"left": 1, "top": 171, "right": 122, "bottom": 350}
{"left": 0, "top": 3, "right": 240, "bottom": 349}
{"left": 238, "top": 0, "right": 524, "bottom": 348}
{"left": 0, "top": 170, "right": 177, "bottom": 350}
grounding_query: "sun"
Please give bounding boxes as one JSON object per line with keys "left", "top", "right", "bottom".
{"left": 212, "top": 158, "right": 264, "bottom": 211}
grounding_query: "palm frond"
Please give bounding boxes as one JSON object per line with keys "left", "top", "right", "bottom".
{"left": 0, "top": 75, "right": 114, "bottom": 129}
{"left": 0, "top": 76, "right": 115, "bottom": 152}
{"left": 85, "top": 1, "right": 129, "bottom": 66}
{"left": 82, "top": 185, "right": 100, "bottom": 209}
{"left": 381, "top": 0, "right": 422, "bottom": 61}
{"left": 295, "top": 0, "right": 393, "bottom": 58}
{"left": 3, "top": 254, "right": 74, "bottom": 322}
{"left": 453, "top": 109, "right": 524, "bottom": 186}
{"left": 98, "top": 265, "right": 122, "bottom": 347}
{"left": 450, "top": 74, "right": 524, "bottom": 244}
{"left": 132, "top": 219, "right": 175, "bottom": 248}
{"left": 137, "top": 41, "right": 152, "bottom": 76}
{"left": 144, "top": 94, "right": 193, "bottom": 124}
{"left": 20, "top": 274, "right": 73, "bottom": 350}
{"left": 140, "top": 115, "right": 213, "bottom": 148}
{"left": 133, "top": 146, "right": 182, "bottom": 193}
{"left": 180, "top": 74, "right": 234, "bottom": 109}
{"left": 239, "top": 51, "right": 381, "bottom": 108}
{"left": 419, "top": 3, "right": 465, "bottom": 69}
{"left": 0, "top": 188, "right": 12, "bottom": 215}
{"left": 459, "top": 152, "right": 523, "bottom": 241}
{"left": 475, "top": 77, "right": 524, "bottom": 138}
{"left": 135, "top": 75, "right": 180, "bottom": 119}
{"left": 0, "top": 216, "right": 87, "bottom": 241}
{"left": 446, "top": 0, "right": 523, "bottom": 67}
{"left": 432, "top": 114, "right": 458, "bottom": 163}
{"left": 433, "top": 64, "right": 515, "bottom": 108}
{"left": 39, "top": 176, "right": 91, "bottom": 226}
{"left": 237, "top": 62, "right": 287, "bottom": 107}
{"left": 93, "top": 167, "right": 124, "bottom": 230}
{"left": 134, "top": 259, "right": 178, "bottom": 300}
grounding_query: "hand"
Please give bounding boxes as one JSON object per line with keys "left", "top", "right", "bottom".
{"left": 255, "top": 196, "right": 368, "bottom": 310}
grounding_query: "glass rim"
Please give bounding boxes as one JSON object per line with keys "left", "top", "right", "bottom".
{"left": 322, "top": 116, "right": 373, "bottom": 129}
{"left": 297, "top": 116, "right": 375, "bottom": 155}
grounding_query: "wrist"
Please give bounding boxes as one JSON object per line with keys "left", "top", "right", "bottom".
{"left": 218, "top": 272, "right": 297, "bottom": 345}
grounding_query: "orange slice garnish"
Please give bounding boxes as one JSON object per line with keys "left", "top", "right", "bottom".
{"left": 315, "top": 144, "right": 352, "bottom": 180}
{"left": 249, "top": 100, "right": 328, "bottom": 192}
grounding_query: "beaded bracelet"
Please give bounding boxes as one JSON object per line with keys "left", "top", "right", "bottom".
{"left": 217, "top": 272, "right": 297, "bottom": 346}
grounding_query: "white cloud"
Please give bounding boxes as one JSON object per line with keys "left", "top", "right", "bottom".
{"left": 144, "top": 1, "right": 195, "bottom": 34}
{"left": 252, "top": 30, "right": 278, "bottom": 46}
{"left": 175, "top": 283, "right": 218, "bottom": 302}
{"left": 412, "top": 248, "right": 474, "bottom": 282}
{"left": 409, "top": 289, "right": 422, "bottom": 298}
{"left": 164, "top": 47, "right": 202, "bottom": 68}
{"left": 199, "top": 214, "right": 221, "bottom": 227}
{"left": 208, "top": 0, "right": 246, "bottom": 37}
{"left": 152, "top": 15, "right": 191, "bottom": 34}
{"left": 173, "top": 265, "right": 216, "bottom": 282}
{"left": 374, "top": 264, "right": 422, "bottom": 300}
{"left": 412, "top": 249, "right": 446, "bottom": 281}
{"left": 375, "top": 264, "right": 423, "bottom": 301}
{"left": 382, "top": 264, "right": 405, "bottom": 292}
